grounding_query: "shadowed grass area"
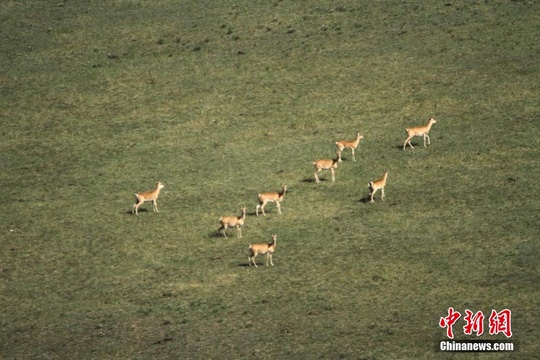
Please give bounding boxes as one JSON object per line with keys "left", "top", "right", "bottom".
{"left": 1, "top": 0, "right": 539, "bottom": 358}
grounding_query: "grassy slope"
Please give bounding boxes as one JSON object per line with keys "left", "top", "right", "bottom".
{"left": 1, "top": 1, "right": 539, "bottom": 358}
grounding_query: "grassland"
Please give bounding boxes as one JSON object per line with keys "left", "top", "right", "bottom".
{"left": 1, "top": 1, "right": 539, "bottom": 359}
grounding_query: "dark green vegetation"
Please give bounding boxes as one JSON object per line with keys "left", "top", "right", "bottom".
{"left": 1, "top": 1, "right": 539, "bottom": 358}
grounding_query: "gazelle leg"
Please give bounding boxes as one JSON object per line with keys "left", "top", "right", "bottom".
{"left": 257, "top": 202, "right": 267, "bottom": 216}
{"left": 370, "top": 189, "right": 377, "bottom": 204}
{"left": 404, "top": 137, "right": 414, "bottom": 149}
{"left": 133, "top": 200, "right": 143, "bottom": 215}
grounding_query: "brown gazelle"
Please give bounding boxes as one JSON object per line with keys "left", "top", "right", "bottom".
{"left": 403, "top": 117, "right": 437, "bottom": 150}
{"left": 369, "top": 171, "right": 388, "bottom": 204}
{"left": 256, "top": 185, "right": 287, "bottom": 216}
{"left": 249, "top": 234, "right": 277, "bottom": 267}
{"left": 132, "top": 182, "right": 165, "bottom": 215}
{"left": 336, "top": 132, "right": 364, "bottom": 162}
{"left": 313, "top": 157, "right": 339, "bottom": 183}
{"left": 219, "top": 207, "right": 247, "bottom": 238}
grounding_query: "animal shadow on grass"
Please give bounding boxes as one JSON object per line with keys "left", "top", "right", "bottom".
{"left": 358, "top": 197, "right": 398, "bottom": 206}
{"left": 302, "top": 178, "right": 326, "bottom": 183}
{"left": 209, "top": 230, "right": 226, "bottom": 238}
{"left": 210, "top": 228, "right": 249, "bottom": 238}
{"left": 358, "top": 195, "right": 372, "bottom": 204}
{"left": 126, "top": 208, "right": 149, "bottom": 215}
{"left": 237, "top": 262, "right": 271, "bottom": 268}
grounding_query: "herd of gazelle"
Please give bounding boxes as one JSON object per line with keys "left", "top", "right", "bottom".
{"left": 132, "top": 117, "right": 437, "bottom": 266}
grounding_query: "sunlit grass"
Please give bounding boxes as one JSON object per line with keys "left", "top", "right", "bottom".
{"left": 1, "top": 0, "right": 539, "bottom": 358}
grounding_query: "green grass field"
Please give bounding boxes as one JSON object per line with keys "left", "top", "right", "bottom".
{"left": 1, "top": 1, "right": 539, "bottom": 358}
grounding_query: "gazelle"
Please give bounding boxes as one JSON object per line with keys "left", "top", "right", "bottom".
{"left": 256, "top": 185, "right": 287, "bottom": 216}
{"left": 313, "top": 157, "right": 339, "bottom": 183}
{"left": 219, "top": 207, "right": 247, "bottom": 238}
{"left": 249, "top": 234, "right": 277, "bottom": 267}
{"left": 336, "top": 133, "right": 364, "bottom": 162}
{"left": 403, "top": 117, "right": 437, "bottom": 150}
{"left": 369, "top": 171, "right": 388, "bottom": 204}
{"left": 132, "top": 182, "right": 165, "bottom": 215}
